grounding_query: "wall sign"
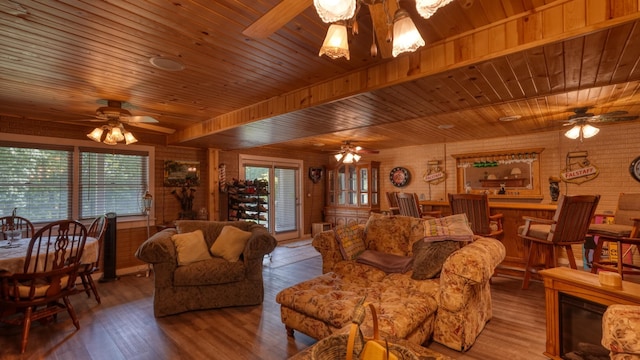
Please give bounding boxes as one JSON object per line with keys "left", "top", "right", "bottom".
{"left": 422, "top": 160, "right": 445, "bottom": 185}
{"left": 560, "top": 151, "right": 599, "bottom": 184}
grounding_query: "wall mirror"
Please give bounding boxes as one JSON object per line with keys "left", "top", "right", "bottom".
{"left": 452, "top": 148, "right": 544, "bottom": 200}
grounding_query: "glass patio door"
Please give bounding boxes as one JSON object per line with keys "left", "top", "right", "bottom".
{"left": 241, "top": 155, "right": 301, "bottom": 241}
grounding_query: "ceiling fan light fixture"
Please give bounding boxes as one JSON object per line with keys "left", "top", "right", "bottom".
{"left": 110, "top": 125, "right": 124, "bottom": 142}
{"left": 392, "top": 8, "right": 425, "bottom": 57}
{"left": 343, "top": 152, "right": 355, "bottom": 163}
{"left": 564, "top": 125, "right": 581, "bottom": 140}
{"left": 87, "top": 127, "right": 104, "bottom": 142}
{"left": 353, "top": 153, "right": 361, "bottom": 162}
{"left": 582, "top": 124, "right": 600, "bottom": 138}
{"left": 103, "top": 131, "right": 118, "bottom": 145}
{"left": 334, "top": 153, "right": 344, "bottom": 161}
{"left": 319, "top": 22, "right": 350, "bottom": 60}
{"left": 124, "top": 131, "right": 138, "bottom": 145}
{"left": 314, "top": 0, "right": 357, "bottom": 23}
{"left": 415, "top": 0, "right": 454, "bottom": 19}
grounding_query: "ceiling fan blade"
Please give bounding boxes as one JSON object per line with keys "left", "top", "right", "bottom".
{"left": 126, "top": 122, "right": 176, "bottom": 134}
{"left": 595, "top": 115, "right": 639, "bottom": 123}
{"left": 368, "top": 1, "right": 398, "bottom": 59}
{"left": 242, "top": 0, "right": 312, "bottom": 39}
{"left": 125, "top": 115, "right": 159, "bottom": 123}
{"left": 356, "top": 148, "right": 380, "bottom": 154}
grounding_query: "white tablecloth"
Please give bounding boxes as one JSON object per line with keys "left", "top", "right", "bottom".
{"left": 0, "top": 237, "right": 98, "bottom": 274}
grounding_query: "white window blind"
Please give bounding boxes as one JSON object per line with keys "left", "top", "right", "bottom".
{"left": 80, "top": 147, "right": 149, "bottom": 219}
{"left": 0, "top": 142, "right": 73, "bottom": 222}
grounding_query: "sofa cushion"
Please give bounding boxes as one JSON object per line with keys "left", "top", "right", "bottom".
{"left": 364, "top": 214, "right": 416, "bottom": 256}
{"left": 171, "top": 230, "right": 211, "bottom": 266}
{"left": 173, "top": 257, "right": 246, "bottom": 286}
{"left": 334, "top": 223, "right": 365, "bottom": 260}
{"left": 356, "top": 249, "right": 413, "bottom": 274}
{"left": 210, "top": 225, "right": 252, "bottom": 262}
{"left": 411, "top": 240, "right": 460, "bottom": 280}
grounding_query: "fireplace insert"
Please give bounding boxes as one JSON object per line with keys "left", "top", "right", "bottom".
{"left": 560, "top": 293, "right": 609, "bottom": 359}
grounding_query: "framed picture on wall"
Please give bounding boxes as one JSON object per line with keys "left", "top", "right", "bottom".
{"left": 164, "top": 160, "right": 200, "bottom": 187}
{"left": 309, "top": 167, "right": 323, "bottom": 184}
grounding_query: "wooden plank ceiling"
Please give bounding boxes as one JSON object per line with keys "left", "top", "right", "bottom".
{"left": 0, "top": 0, "right": 639, "bottom": 153}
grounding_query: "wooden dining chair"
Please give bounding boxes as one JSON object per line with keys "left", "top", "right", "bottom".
{"left": 396, "top": 192, "right": 441, "bottom": 218}
{"left": 0, "top": 219, "right": 87, "bottom": 353}
{"left": 518, "top": 194, "right": 600, "bottom": 289}
{"left": 0, "top": 215, "right": 35, "bottom": 240}
{"left": 78, "top": 215, "right": 107, "bottom": 303}
{"left": 386, "top": 191, "right": 400, "bottom": 215}
{"left": 448, "top": 193, "right": 503, "bottom": 238}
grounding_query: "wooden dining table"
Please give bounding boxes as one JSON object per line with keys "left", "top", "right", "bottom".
{"left": 0, "top": 236, "right": 98, "bottom": 274}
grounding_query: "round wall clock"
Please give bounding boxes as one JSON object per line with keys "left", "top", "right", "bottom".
{"left": 390, "top": 167, "right": 410, "bottom": 187}
{"left": 630, "top": 156, "right": 640, "bottom": 183}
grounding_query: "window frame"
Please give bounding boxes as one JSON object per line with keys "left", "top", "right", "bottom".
{"left": 0, "top": 133, "right": 155, "bottom": 229}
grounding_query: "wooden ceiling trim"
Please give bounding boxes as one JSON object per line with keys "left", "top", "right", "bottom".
{"left": 167, "top": 1, "right": 640, "bottom": 145}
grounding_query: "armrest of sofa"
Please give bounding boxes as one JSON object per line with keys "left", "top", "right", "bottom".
{"left": 244, "top": 224, "right": 277, "bottom": 260}
{"left": 438, "top": 236, "right": 506, "bottom": 311}
{"left": 602, "top": 304, "right": 640, "bottom": 356}
{"left": 312, "top": 229, "right": 344, "bottom": 273}
{"left": 135, "top": 228, "right": 178, "bottom": 264}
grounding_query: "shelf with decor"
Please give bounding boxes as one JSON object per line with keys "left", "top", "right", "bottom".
{"left": 226, "top": 179, "right": 269, "bottom": 225}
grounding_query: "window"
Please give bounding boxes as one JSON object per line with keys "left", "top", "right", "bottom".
{"left": 0, "top": 142, "right": 72, "bottom": 222}
{"left": 80, "top": 148, "right": 149, "bottom": 219}
{"left": 0, "top": 136, "right": 153, "bottom": 224}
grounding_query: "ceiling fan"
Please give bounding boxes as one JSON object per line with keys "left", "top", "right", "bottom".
{"left": 77, "top": 100, "right": 176, "bottom": 135}
{"left": 328, "top": 140, "right": 380, "bottom": 164}
{"left": 242, "top": 0, "right": 402, "bottom": 58}
{"left": 562, "top": 107, "right": 638, "bottom": 141}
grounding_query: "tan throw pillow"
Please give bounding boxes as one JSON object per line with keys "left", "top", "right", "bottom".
{"left": 172, "top": 230, "right": 211, "bottom": 266}
{"left": 210, "top": 225, "right": 252, "bottom": 262}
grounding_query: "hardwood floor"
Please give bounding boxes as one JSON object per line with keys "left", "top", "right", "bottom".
{"left": 0, "top": 239, "right": 562, "bottom": 359}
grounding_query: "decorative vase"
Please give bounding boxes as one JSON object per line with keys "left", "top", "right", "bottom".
{"left": 549, "top": 177, "right": 560, "bottom": 202}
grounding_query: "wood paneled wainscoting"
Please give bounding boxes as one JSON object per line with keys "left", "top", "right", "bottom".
{"left": 420, "top": 200, "right": 557, "bottom": 278}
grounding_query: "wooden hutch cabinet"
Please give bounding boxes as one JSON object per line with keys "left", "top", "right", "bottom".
{"left": 324, "top": 161, "right": 380, "bottom": 226}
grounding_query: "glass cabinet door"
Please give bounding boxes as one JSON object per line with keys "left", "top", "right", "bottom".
{"left": 327, "top": 169, "right": 335, "bottom": 206}
{"left": 337, "top": 165, "right": 346, "bottom": 205}
{"left": 371, "top": 166, "right": 379, "bottom": 205}
{"left": 348, "top": 165, "right": 357, "bottom": 206}
{"left": 359, "top": 167, "right": 368, "bottom": 205}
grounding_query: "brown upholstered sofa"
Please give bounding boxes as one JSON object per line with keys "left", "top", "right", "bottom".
{"left": 276, "top": 214, "right": 506, "bottom": 351}
{"left": 135, "top": 220, "right": 277, "bottom": 317}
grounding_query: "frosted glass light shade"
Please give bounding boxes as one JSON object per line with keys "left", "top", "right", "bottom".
{"left": 392, "top": 9, "right": 425, "bottom": 57}
{"left": 124, "top": 131, "right": 138, "bottom": 145}
{"left": 582, "top": 124, "right": 600, "bottom": 138}
{"left": 415, "top": 0, "right": 454, "bottom": 19}
{"left": 342, "top": 152, "right": 355, "bottom": 163}
{"left": 334, "top": 153, "right": 344, "bottom": 161}
{"left": 87, "top": 127, "right": 104, "bottom": 142}
{"left": 564, "top": 125, "right": 581, "bottom": 139}
{"left": 314, "top": 0, "right": 356, "bottom": 23}
{"left": 103, "top": 131, "right": 118, "bottom": 145}
{"left": 110, "top": 126, "right": 124, "bottom": 142}
{"left": 319, "top": 23, "right": 350, "bottom": 60}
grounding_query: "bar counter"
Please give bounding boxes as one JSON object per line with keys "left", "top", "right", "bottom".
{"left": 420, "top": 200, "right": 558, "bottom": 278}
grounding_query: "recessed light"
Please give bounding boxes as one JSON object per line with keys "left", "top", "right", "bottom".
{"left": 313, "top": 143, "right": 325, "bottom": 147}
{"left": 149, "top": 56, "right": 185, "bottom": 71}
{"left": 499, "top": 115, "right": 522, "bottom": 122}
{"left": 437, "top": 124, "right": 454, "bottom": 129}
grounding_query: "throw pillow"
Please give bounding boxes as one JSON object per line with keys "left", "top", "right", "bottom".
{"left": 422, "top": 213, "right": 474, "bottom": 242}
{"left": 210, "top": 225, "right": 252, "bottom": 262}
{"left": 411, "top": 240, "right": 460, "bottom": 280}
{"left": 356, "top": 249, "right": 413, "bottom": 273}
{"left": 334, "top": 223, "right": 365, "bottom": 260}
{"left": 171, "top": 230, "right": 211, "bottom": 266}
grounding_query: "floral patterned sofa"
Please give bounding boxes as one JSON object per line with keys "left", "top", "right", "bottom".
{"left": 276, "top": 213, "right": 506, "bottom": 351}
{"left": 602, "top": 304, "right": 640, "bottom": 359}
